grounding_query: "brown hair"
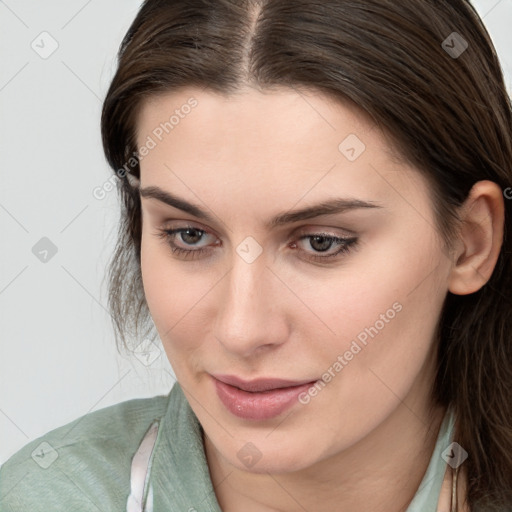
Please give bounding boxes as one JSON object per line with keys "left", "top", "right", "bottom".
{"left": 100, "top": 0, "right": 512, "bottom": 509}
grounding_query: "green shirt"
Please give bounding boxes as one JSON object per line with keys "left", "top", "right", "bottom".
{"left": 0, "top": 383, "right": 455, "bottom": 511}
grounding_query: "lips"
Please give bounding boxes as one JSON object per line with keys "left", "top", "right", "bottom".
{"left": 213, "top": 374, "right": 315, "bottom": 392}
{"left": 211, "top": 374, "right": 318, "bottom": 420}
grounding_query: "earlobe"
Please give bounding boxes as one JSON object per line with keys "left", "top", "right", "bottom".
{"left": 448, "top": 180, "right": 505, "bottom": 296}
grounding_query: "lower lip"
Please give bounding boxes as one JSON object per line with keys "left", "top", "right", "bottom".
{"left": 213, "top": 378, "right": 316, "bottom": 421}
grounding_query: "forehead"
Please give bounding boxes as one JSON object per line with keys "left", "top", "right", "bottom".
{"left": 135, "top": 86, "right": 426, "bottom": 216}
{"left": 136, "top": 85, "right": 377, "bottom": 159}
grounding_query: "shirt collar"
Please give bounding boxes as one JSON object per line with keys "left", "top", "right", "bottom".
{"left": 405, "top": 405, "right": 456, "bottom": 511}
{"left": 146, "top": 383, "right": 222, "bottom": 512}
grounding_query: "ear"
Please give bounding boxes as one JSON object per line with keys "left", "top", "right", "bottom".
{"left": 448, "top": 180, "right": 505, "bottom": 295}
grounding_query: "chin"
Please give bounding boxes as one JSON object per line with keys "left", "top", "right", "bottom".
{"left": 227, "top": 439, "right": 323, "bottom": 475}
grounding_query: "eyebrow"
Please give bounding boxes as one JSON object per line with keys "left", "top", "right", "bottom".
{"left": 139, "top": 185, "right": 383, "bottom": 229}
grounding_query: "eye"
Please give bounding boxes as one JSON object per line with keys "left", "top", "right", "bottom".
{"left": 292, "top": 233, "right": 359, "bottom": 262}
{"left": 154, "top": 225, "right": 358, "bottom": 262}
{"left": 154, "top": 225, "right": 217, "bottom": 260}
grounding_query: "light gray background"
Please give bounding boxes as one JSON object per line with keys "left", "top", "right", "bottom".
{"left": 1, "top": 0, "right": 511, "bottom": 463}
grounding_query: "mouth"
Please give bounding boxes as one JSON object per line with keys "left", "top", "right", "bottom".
{"left": 213, "top": 374, "right": 316, "bottom": 392}
{"left": 211, "top": 374, "right": 318, "bottom": 420}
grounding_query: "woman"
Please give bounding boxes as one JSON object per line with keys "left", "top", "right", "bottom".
{"left": 1, "top": 0, "right": 511, "bottom": 511}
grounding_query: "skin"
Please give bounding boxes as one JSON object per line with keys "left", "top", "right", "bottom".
{"left": 135, "top": 85, "right": 504, "bottom": 512}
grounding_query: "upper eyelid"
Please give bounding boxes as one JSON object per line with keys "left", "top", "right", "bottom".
{"left": 163, "top": 228, "right": 358, "bottom": 264}
{"left": 162, "top": 223, "right": 354, "bottom": 239}
{"left": 164, "top": 225, "right": 355, "bottom": 249}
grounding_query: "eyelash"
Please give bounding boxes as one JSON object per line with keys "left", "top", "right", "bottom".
{"left": 154, "top": 225, "right": 358, "bottom": 263}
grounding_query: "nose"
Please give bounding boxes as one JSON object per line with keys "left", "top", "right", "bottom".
{"left": 213, "top": 251, "right": 289, "bottom": 358}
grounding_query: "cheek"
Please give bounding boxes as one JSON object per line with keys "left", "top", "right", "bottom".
{"left": 140, "top": 234, "right": 191, "bottom": 334}
{"left": 140, "top": 215, "right": 448, "bottom": 387}
{"left": 312, "top": 228, "right": 449, "bottom": 401}
{"left": 289, "top": 224, "right": 446, "bottom": 342}
{"left": 140, "top": 233, "right": 170, "bottom": 317}
{"left": 140, "top": 232, "right": 215, "bottom": 367}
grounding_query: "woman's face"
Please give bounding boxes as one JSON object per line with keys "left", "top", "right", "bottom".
{"left": 137, "top": 85, "right": 452, "bottom": 473}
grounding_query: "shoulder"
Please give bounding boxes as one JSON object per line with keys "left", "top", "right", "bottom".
{"left": 0, "top": 393, "right": 170, "bottom": 512}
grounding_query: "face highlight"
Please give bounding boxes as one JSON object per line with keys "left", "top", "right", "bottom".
{"left": 137, "top": 86, "right": 452, "bottom": 474}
